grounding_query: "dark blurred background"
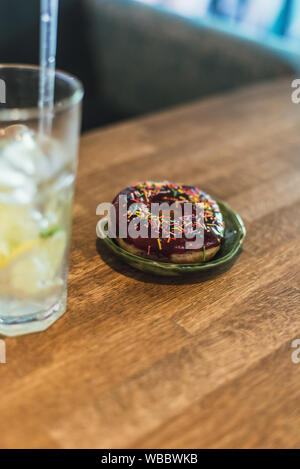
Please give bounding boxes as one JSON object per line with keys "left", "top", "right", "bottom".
{"left": 0, "top": 0, "right": 299, "bottom": 131}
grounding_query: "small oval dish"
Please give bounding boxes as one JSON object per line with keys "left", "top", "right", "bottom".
{"left": 98, "top": 200, "right": 246, "bottom": 276}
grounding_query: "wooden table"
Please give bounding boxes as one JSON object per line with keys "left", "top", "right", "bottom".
{"left": 1, "top": 79, "right": 300, "bottom": 449}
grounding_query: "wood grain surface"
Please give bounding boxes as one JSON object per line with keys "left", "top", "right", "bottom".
{"left": 1, "top": 78, "right": 300, "bottom": 449}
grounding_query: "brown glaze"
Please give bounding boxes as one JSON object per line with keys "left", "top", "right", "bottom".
{"left": 113, "top": 181, "right": 225, "bottom": 259}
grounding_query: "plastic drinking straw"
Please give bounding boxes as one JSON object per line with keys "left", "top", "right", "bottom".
{"left": 39, "top": 0, "right": 59, "bottom": 135}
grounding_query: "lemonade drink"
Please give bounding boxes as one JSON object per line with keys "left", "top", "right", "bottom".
{"left": 0, "top": 124, "right": 75, "bottom": 334}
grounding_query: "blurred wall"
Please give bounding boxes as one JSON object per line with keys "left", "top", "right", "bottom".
{"left": 0, "top": 0, "right": 297, "bottom": 131}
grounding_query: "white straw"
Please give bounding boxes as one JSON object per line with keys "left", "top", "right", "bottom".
{"left": 39, "top": 0, "right": 59, "bottom": 135}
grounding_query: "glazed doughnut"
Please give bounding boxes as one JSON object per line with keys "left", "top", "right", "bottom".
{"left": 112, "top": 181, "right": 225, "bottom": 264}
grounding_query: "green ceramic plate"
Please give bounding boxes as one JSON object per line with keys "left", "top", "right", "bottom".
{"left": 98, "top": 200, "right": 246, "bottom": 276}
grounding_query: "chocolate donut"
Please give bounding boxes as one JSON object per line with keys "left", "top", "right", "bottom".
{"left": 113, "top": 182, "right": 225, "bottom": 263}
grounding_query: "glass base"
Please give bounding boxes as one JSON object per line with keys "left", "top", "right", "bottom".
{"left": 0, "top": 291, "right": 67, "bottom": 337}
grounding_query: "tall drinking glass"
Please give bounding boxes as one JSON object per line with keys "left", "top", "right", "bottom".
{"left": 0, "top": 65, "right": 83, "bottom": 336}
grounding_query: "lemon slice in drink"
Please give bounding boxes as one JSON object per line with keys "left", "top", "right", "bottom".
{"left": 0, "top": 203, "right": 40, "bottom": 267}
{"left": 10, "top": 231, "right": 67, "bottom": 297}
{"left": 0, "top": 203, "right": 39, "bottom": 242}
{"left": 0, "top": 239, "right": 39, "bottom": 269}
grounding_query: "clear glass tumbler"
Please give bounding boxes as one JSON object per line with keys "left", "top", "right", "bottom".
{"left": 0, "top": 65, "right": 83, "bottom": 336}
